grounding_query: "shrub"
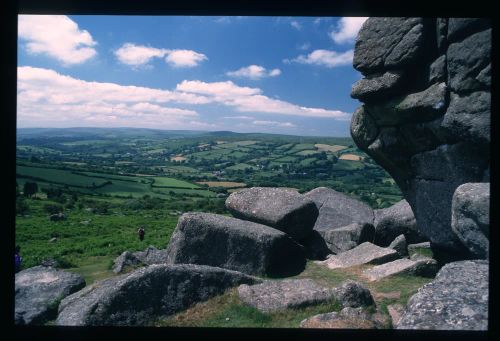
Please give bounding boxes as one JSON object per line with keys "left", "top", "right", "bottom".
{"left": 43, "top": 203, "right": 64, "bottom": 215}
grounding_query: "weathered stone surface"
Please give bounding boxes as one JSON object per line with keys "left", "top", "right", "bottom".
{"left": 350, "top": 106, "right": 379, "bottom": 150}
{"left": 350, "top": 17, "right": 491, "bottom": 260}
{"left": 428, "top": 55, "right": 446, "bottom": 84}
{"left": 373, "top": 200, "right": 426, "bottom": 246}
{"left": 447, "top": 29, "right": 491, "bottom": 93}
{"left": 397, "top": 260, "right": 488, "bottom": 330}
{"left": 305, "top": 187, "right": 374, "bottom": 231}
{"left": 321, "top": 222, "right": 375, "bottom": 254}
{"left": 442, "top": 91, "right": 490, "bottom": 144}
{"left": 225, "top": 187, "right": 317, "bottom": 241}
{"left": 362, "top": 257, "right": 438, "bottom": 282}
{"left": 318, "top": 242, "right": 399, "bottom": 270}
{"left": 15, "top": 266, "right": 86, "bottom": 325}
{"left": 447, "top": 18, "right": 491, "bottom": 43}
{"left": 300, "top": 230, "right": 332, "bottom": 260}
{"left": 451, "top": 183, "right": 489, "bottom": 259}
{"left": 112, "top": 251, "right": 143, "bottom": 274}
{"left": 366, "top": 82, "right": 447, "bottom": 126}
{"left": 354, "top": 17, "right": 424, "bottom": 72}
{"left": 388, "top": 304, "right": 405, "bottom": 327}
{"left": 332, "top": 280, "right": 375, "bottom": 308}
{"left": 300, "top": 307, "right": 388, "bottom": 329}
{"left": 351, "top": 71, "right": 406, "bottom": 101}
{"left": 238, "top": 279, "right": 335, "bottom": 313}
{"left": 407, "top": 241, "right": 431, "bottom": 252}
{"left": 165, "top": 213, "right": 306, "bottom": 277}
{"left": 388, "top": 234, "right": 408, "bottom": 257}
{"left": 133, "top": 245, "right": 169, "bottom": 265}
{"left": 56, "top": 264, "right": 259, "bottom": 326}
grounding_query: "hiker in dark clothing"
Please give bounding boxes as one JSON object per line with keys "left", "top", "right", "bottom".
{"left": 138, "top": 226, "right": 145, "bottom": 241}
{"left": 15, "top": 245, "right": 22, "bottom": 273}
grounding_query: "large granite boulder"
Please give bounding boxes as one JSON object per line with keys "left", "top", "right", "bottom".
{"left": 113, "top": 246, "right": 171, "bottom": 273}
{"left": 55, "top": 264, "right": 259, "bottom": 326}
{"left": 451, "top": 183, "right": 489, "bottom": 259}
{"left": 15, "top": 266, "right": 86, "bottom": 325}
{"left": 388, "top": 234, "right": 408, "bottom": 257}
{"left": 350, "top": 17, "right": 491, "bottom": 259}
{"left": 373, "top": 199, "right": 427, "bottom": 246}
{"left": 321, "top": 222, "right": 375, "bottom": 254}
{"left": 237, "top": 279, "right": 335, "bottom": 313}
{"left": 396, "top": 260, "right": 488, "bottom": 330}
{"left": 112, "top": 251, "right": 143, "bottom": 274}
{"left": 225, "top": 187, "right": 318, "bottom": 241}
{"left": 317, "top": 242, "right": 400, "bottom": 270}
{"left": 305, "top": 187, "right": 374, "bottom": 231}
{"left": 300, "top": 307, "right": 389, "bottom": 329}
{"left": 165, "top": 212, "right": 306, "bottom": 277}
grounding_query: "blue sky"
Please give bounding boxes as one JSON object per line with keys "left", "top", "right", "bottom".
{"left": 17, "top": 15, "right": 367, "bottom": 136}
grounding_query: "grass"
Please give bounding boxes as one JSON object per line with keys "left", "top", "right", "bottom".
{"left": 66, "top": 255, "right": 117, "bottom": 285}
{"left": 315, "top": 144, "right": 348, "bottom": 153}
{"left": 151, "top": 176, "right": 200, "bottom": 189}
{"left": 157, "top": 288, "right": 342, "bottom": 328}
{"left": 17, "top": 165, "right": 109, "bottom": 188}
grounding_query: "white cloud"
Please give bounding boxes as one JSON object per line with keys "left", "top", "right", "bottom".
{"left": 287, "top": 49, "right": 354, "bottom": 68}
{"left": 226, "top": 65, "right": 281, "bottom": 80}
{"left": 18, "top": 15, "right": 97, "bottom": 65}
{"left": 290, "top": 21, "right": 302, "bottom": 30}
{"left": 223, "top": 116, "right": 255, "bottom": 120}
{"left": 253, "top": 120, "right": 296, "bottom": 128}
{"left": 329, "top": 17, "right": 368, "bottom": 44}
{"left": 165, "top": 49, "right": 208, "bottom": 68}
{"left": 114, "top": 43, "right": 167, "bottom": 66}
{"left": 177, "top": 80, "right": 349, "bottom": 119}
{"left": 17, "top": 66, "right": 205, "bottom": 129}
{"left": 114, "top": 43, "right": 207, "bottom": 68}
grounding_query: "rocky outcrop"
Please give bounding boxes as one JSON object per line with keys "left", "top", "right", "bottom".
{"left": 388, "top": 234, "right": 408, "bottom": 257}
{"left": 331, "top": 280, "right": 375, "bottom": 308}
{"left": 113, "top": 246, "right": 170, "bottom": 274}
{"left": 321, "top": 222, "right": 375, "bottom": 254}
{"left": 373, "top": 200, "right": 427, "bottom": 246}
{"left": 305, "top": 187, "right": 374, "bottom": 231}
{"left": 55, "top": 264, "right": 259, "bottom": 326}
{"left": 165, "top": 213, "right": 306, "bottom": 277}
{"left": 451, "top": 183, "right": 489, "bottom": 259}
{"left": 300, "top": 307, "right": 389, "bottom": 329}
{"left": 351, "top": 18, "right": 491, "bottom": 259}
{"left": 237, "top": 279, "right": 335, "bottom": 313}
{"left": 317, "top": 242, "right": 399, "bottom": 269}
{"left": 225, "top": 187, "right": 318, "bottom": 241}
{"left": 15, "top": 266, "right": 86, "bottom": 325}
{"left": 362, "top": 257, "right": 438, "bottom": 282}
{"left": 396, "top": 260, "right": 488, "bottom": 330}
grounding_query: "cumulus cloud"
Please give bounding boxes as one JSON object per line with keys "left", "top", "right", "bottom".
{"left": 177, "top": 80, "right": 349, "bottom": 119}
{"left": 286, "top": 49, "right": 354, "bottom": 68}
{"left": 17, "top": 66, "right": 204, "bottom": 129}
{"left": 329, "top": 17, "right": 368, "bottom": 44}
{"left": 223, "top": 116, "right": 255, "bottom": 120}
{"left": 226, "top": 65, "right": 281, "bottom": 80}
{"left": 18, "top": 15, "right": 97, "bottom": 65}
{"left": 114, "top": 43, "right": 207, "bottom": 68}
{"left": 253, "top": 120, "right": 296, "bottom": 128}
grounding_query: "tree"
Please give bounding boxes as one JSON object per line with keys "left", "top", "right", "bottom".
{"left": 23, "top": 182, "right": 38, "bottom": 198}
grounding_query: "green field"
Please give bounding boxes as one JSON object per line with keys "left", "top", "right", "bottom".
{"left": 152, "top": 177, "right": 200, "bottom": 189}
{"left": 17, "top": 165, "right": 109, "bottom": 188}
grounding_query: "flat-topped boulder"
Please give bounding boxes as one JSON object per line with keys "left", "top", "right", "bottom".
{"left": 15, "top": 266, "right": 86, "bottom": 325}
{"left": 300, "top": 307, "right": 389, "bottom": 329}
{"left": 56, "top": 264, "right": 259, "bottom": 326}
{"left": 397, "top": 260, "right": 488, "bottom": 330}
{"left": 225, "top": 187, "right": 318, "bottom": 241}
{"left": 373, "top": 199, "right": 427, "bottom": 246}
{"left": 165, "top": 213, "right": 306, "bottom": 277}
{"left": 305, "top": 187, "right": 374, "bottom": 231}
{"left": 237, "top": 279, "right": 335, "bottom": 313}
{"left": 317, "top": 242, "right": 400, "bottom": 270}
{"left": 451, "top": 182, "right": 489, "bottom": 259}
{"left": 321, "top": 222, "right": 375, "bottom": 254}
{"left": 362, "top": 257, "right": 438, "bottom": 282}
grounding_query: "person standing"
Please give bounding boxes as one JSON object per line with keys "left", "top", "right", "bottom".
{"left": 15, "top": 245, "right": 22, "bottom": 273}
{"left": 137, "top": 226, "right": 145, "bottom": 241}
